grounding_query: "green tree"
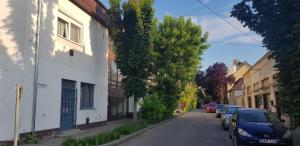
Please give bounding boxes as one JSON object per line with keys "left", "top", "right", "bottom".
{"left": 109, "top": 0, "right": 155, "bottom": 122}
{"left": 179, "top": 83, "right": 198, "bottom": 112}
{"left": 231, "top": 0, "right": 300, "bottom": 128}
{"left": 152, "top": 16, "right": 209, "bottom": 115}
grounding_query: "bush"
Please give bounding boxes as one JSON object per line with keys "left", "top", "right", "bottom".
{"left": 62, "top": 122, "right": 147, "bottom": 146}
{"left": 25, "top": 132, "right": 38, "bottom": 144}
{"left": 140, "top": 93, "right": 169, "bottom": 123}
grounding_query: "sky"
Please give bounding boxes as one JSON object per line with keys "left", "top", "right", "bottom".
{"left": 100, "top": 0, "right": 268, "bottom": 71}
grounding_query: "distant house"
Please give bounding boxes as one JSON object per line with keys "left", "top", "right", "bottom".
{"left": 0, "top": 0, "right": 110, "bottom": 143}
{"left": 227, "top": 60, "right": 251, "bottom": 105}
{"left": 243, "top": 51, "right": 279, "bottom": 114}
{"left": 107, "top": 41, "right": 134, "bottom": 120}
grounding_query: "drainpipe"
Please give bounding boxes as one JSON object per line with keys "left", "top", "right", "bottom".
{"left": 32, "top": 0, "right": 42, "bottom": 132}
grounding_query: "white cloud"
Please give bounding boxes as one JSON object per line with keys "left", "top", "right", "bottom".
{"left": 185, "top": 15, "right": 263, "bottom": 45}
{"left": 202, "top": 0, "right": 211, "bottom": 3}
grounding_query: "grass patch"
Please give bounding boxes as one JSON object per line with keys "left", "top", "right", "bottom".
{"left": 62, "top": 122, "right": 147, "bottom": 146}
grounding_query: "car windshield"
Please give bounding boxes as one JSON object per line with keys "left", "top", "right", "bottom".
{"left": 226, "top": 107, "right": 240, "bottom": 114}
{"left": 238, "top": 111, "right": 280, "bottom": 123}
{"left": 217, "top": 104, "right": 225, "bottom": 109}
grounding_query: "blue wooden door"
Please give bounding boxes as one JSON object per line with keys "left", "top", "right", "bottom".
{"left": 60, "top": 80, "right": 77, "bottom": 130}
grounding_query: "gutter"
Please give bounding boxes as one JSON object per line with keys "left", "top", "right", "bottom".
{"left": 32, "top": 0, "right": 42, "bottom": 132}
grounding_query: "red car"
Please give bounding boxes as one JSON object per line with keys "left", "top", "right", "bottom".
{"left": 206, "top": 102, "right": 217, "bottom": 113}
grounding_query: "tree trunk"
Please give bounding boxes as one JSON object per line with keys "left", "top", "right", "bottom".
{"left": 133, "top": 97, "right": 138, "bottom": 123}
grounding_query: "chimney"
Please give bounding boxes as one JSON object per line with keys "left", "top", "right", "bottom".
{"left": 233, "top": 59, "right": 238, "bottom": 73}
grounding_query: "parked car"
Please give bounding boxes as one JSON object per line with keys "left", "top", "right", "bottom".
{"left": 229, "top": 108, "right": 293, "bottom": 146}
{"left": 216, "top": 104, "right": 226, "bottom": 118}
{"left": 221, "top": 105, "right": 242, "bottom": 130}
{"left": 206, "top": 102, "right": 217, "bottom": 113}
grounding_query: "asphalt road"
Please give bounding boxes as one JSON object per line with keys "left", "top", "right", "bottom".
{"left": 118, "top": 110, "right": 233, "bottom": 146}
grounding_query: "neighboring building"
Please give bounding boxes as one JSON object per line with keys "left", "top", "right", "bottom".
{"left": 0, "top": 0, "right": 110, "bottom": 142}
{"left": 227, "top": 60, "right": 251, "bottom": 105}
{"left": 228, "top": 78, "right": 244, "bottom": 105}
{"left": 243, "top": 51, "right": 279, "bottom": 114}
{"left": 107, "top": 42, "right": 130, "bottom": 120}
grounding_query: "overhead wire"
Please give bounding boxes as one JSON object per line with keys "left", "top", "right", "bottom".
{"left": 196, "top": 0, "right": 263, "bottom": 45}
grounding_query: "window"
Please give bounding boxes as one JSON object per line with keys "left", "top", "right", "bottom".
{"left": 261, "top": 78, "right": 270, "bottom": 88}
{"left": 80, "top": 83, "right": 94, "bottom": 109}
{"left": 57, "top": 15, "right": 82, "bottom": 44}
{"left": 71, "top": 24, "right": 81, "bottom": 43}
{"left": 57, "top": 18, "right": 68, "bottom": 38}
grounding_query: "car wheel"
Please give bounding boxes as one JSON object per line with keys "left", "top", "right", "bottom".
{"left": 234, "top": 135, "right": 240, "bottom": 146}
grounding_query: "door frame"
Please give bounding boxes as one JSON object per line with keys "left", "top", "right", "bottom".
{"left": 60, "top": 79, "right": 77, "bottom": 130}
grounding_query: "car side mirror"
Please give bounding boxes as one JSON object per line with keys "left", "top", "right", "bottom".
{"left": 281, "top": 119, "right": 286, "bottom": 123}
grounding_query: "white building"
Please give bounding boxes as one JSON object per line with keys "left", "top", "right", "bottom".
{"left": 227, "top": 60, "right": 251, "bottom": 105}
{"left": 0, "top": 0, "right": 110, "bottom": 142}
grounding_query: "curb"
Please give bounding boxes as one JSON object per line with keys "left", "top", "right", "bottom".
{"left": 100, "top": 113, "right": 185, "bottom": 146}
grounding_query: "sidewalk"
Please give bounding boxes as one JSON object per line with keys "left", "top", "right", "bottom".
{"left": 21, "top": 119, "right": 132, "bottom": 146}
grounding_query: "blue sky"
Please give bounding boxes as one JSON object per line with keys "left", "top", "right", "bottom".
{"left": 100, "top": 0, "right": 268, "bottom": 71}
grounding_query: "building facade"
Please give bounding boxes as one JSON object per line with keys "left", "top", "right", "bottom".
{"left": 227, "top": 60, "right": 251, "bottom": 105}
{"left": 0, "top": 0, "right": 110, "bottom": 142}
{"left": 243, "top": 51, "right": 279, "bottom": 114}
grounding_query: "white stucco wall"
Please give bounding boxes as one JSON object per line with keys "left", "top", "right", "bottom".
{"left": 0, "top": 0, "right": 37, "bottom": 141}
{"left": 0, "top": 0, "right": 108, "bottom": 141}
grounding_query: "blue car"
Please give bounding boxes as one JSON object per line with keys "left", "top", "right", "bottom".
{"left": 229, "top": 108, "right": 293, "bottom": 146}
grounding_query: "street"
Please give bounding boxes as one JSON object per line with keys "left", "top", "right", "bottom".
{"left": 118, "top": 110, "right": 232, "bottom": 146}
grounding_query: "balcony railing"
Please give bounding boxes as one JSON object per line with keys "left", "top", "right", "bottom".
{"left": 109, "top": 80, "right": 122, "bottom": 88}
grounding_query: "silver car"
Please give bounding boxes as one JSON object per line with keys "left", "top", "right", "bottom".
{"left": 221, "top": 105, "right": 242, "bottom": 130}
{"left": 216, "top": 104, "right": 226, "bottom": 118}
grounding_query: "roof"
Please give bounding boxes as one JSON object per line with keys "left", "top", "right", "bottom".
{"left": 229, "top": 78, "right": 244, "bottom": 91}
{"left": 244, "top": 51, "right": 273, "bottom": 76}
{"left": 71, "top": 0, "right": 110, "bottom": 27}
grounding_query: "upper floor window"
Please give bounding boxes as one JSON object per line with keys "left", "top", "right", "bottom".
{"left": 261, "top": 78, "right": 270, "bottom": 88}
{"left": 71, "top": 24, "right": 81, "bottom": 43}
{"left": 57, "top": 18, "right": 68, "bottom": 38}
{"left": 57, "top": 11, "right": 82, "bottom": 45}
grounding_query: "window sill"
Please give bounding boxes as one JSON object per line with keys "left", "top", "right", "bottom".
{"left": 57, "top": 35, "right": 83, "bottom": 47}
{"left": 80, "top": 108, "right": 96, "bottom": 110}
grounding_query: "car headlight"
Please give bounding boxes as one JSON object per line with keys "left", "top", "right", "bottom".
{"left": 283, "top": 130, "right": 292, "bottom": 138}
{"left": 238, "top": 128, "right": 252, "bottom": 137}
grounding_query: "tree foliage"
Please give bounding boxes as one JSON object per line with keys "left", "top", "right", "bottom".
{"left": 109, "top": 0, "right": 154, "bottom": 99}
{"left": 151, "top": 16, "right": 209, "bottom": 115}
{"left": 179, "top": 83, "right": 198, "bottom": 112}
{"left": 231, "top": 0, "right": 300, "bottom": 127}
{"left": 195, "top": 62, "right": 234, "bottom": 103}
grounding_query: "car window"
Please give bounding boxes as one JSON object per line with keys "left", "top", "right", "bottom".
{"left": 238, "top": 111, "right": 280, "bottom": 123}
{"left": 226, "top": 107, "right": 240, "bottom": 114}
{"left": 217, "top": 104, "right": 224, "bottom": 109}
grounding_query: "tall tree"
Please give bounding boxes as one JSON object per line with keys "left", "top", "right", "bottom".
{"left": 152, "top": 16, "right": 209, "bottom": 115}
{"left": 109, "top": 0, "right": 155, "bottom": 122}
{"left": 195, "top": 63, "right": 234, "bottom": 103}
{"left": 231, "top": 0, "right": 300, "bottom": 128}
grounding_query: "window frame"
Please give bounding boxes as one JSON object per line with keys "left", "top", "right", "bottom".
{"left": 57, "top": 11, "right": 83, "bottom": 45}
{"left": 80, "top": 82, "right": 95, "bottom": 110}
